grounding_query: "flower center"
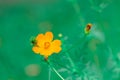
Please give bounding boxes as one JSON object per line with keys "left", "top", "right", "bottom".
{"left": 44, "top": 42, "right": 50, "bottom": 49}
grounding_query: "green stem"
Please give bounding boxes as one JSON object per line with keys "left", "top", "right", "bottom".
{"left": 66, "top": 52, "right": 76, "bottom": 68}
{"left": 70, "top": 0, "right": 85, "bottom": 25}
{"left": 51, "top": 60, "right": 71, "bottom": 71}
{"left": 62, "top": 35, "right": 88, "bottom": 75}
{"left": 48, "top": 68, "right": 51, "bottom": 80}
{"left": 46, "top": 60, "right": 65, "bottom": 80}
{"left": 94, "top": 54, "right": 100, "bottom": 68}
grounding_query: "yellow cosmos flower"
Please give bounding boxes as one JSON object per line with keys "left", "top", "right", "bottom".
{"left": 32, "top": 32, "right": 62, "bottom": 59}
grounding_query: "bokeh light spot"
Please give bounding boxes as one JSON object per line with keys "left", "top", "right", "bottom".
{"left": 25, "top": 64, "right": 41, "bottom": 77}
{"left": 58, "top": 33, "right": 63, "bottom": 38}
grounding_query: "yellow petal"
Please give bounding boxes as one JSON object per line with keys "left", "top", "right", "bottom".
{"left": 52, "top": 40, "right": 61, "bottom": 46}
{"left": 36, "top": 34, "right": 45, "bottom": 47}
{"left": 53, "top": 47, "right": 62, "bottom": 53}
{"left": 44, "top": 50, "right": 53, "bottom": 56}
{"left": 51, "top": 40, "right": 61, "bottom": 53}
{"left": 32, "top": 47, "right": 40, "bottom": 54}
{"left": 45, "top": 32, "right": 53, "bottom": 41}
{"left": 36, "top": 34, "right": 44, "bottom": 41}
{"left": 39, "top": 47, "right": 53, "bottom": 57}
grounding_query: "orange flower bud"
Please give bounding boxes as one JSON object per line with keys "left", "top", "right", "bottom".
{"left": 84, "top": 23, "right": 92, "bottom": 34}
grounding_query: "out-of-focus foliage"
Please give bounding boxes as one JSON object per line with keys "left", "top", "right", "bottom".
{"left": 0, "top": 0, "right": 120, "bottom": 80}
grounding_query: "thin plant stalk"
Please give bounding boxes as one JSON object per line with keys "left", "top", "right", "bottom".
{"left": 46, "top": 60, "right": 65, "bottom": 80}
{"left": 48, "top": 68, "right": 51, "bottom": 80}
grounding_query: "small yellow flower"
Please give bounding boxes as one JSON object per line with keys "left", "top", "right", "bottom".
{"left": 32, "top": 32, "right": 62, "bottom": 59}
{"left": 84, "top": 23, "right": 92, "bottom": 34}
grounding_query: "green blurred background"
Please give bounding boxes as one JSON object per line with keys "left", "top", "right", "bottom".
{"left": 0, "top": 0, "right": 120, "bottom": 80}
